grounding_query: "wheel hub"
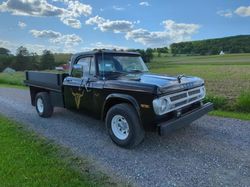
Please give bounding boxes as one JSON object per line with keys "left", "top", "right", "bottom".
{"left": 37, "top": 98, "right": 44, "bottom": 113}
{"left": 111, "top": 115, "right": 129, "bottom": 140}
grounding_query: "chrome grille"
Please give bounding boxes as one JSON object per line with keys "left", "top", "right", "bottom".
{"left": 170, "top": 93, "right": 187, "bottom": 101}
{"left": 163, "top": 86, "right": 205, "bottom": 113}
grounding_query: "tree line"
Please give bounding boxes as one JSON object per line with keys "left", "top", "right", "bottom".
{"left": 0, "top": 46, "right": 169, "bottom": 72}
{"left": 170, "top": 35, "right": 250, "bottom": 55}
{"left": 0, "top": 46, "right": 57, "bottom": 72}
{"left": 128, "top": 47, "right": 168, "bottom": 62}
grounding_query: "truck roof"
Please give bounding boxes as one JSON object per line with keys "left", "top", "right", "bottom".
{"left": 70, "top": 49, "right": 140, "bottom": 62}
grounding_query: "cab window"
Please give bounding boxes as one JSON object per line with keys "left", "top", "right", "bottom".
{"left": 71, "top": 57, "right": 95, "bottom": 78}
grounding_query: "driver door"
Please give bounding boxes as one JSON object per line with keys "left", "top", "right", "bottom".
{"left": 63, "top": 56, "right": 95, "bottom": 111}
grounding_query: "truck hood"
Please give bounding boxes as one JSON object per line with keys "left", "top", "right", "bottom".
{"left": 104, "top": 73, "right": 204, "bottom": 95}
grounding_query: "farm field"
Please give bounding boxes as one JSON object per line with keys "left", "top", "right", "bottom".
{"left": 149, "top": 53, "right": 250, "bottom": 101}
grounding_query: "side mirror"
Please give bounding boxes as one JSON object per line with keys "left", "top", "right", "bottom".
{"left": 72, "top": 64, "right": 83, "bottom": 78}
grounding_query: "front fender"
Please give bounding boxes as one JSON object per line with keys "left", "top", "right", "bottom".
{"left": 101, "top": 93, "right": 140, "bottom": 120}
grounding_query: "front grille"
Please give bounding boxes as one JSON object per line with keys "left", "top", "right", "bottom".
{"left": 188, "top": 89, "right": 200, "bottom": 96}
{"left": 162, "top": 86, "right": 205, "bottom": 114}
{"left": 175, "top": 100, "right": 188, "bottom": 107}
{"left": 170, "top": 93, "right": 187, "bottom": 101}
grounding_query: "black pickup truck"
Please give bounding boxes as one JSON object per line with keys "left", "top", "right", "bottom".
{"left": 25, "top": 50, "right": 213, "bottom": 148}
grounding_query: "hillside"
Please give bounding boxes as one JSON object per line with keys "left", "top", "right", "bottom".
{"left": 170, "top": 35, "right": 250, "bottom": 55}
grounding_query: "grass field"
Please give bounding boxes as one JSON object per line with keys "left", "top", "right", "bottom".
{"left": 0, "top": 115, "right": 114, "bottom": 187}
{"left": 149, "top": 53, "right": 250, "bottom": 100}
{"left": 0, "top": 71, "right": 25, "bottom": 86}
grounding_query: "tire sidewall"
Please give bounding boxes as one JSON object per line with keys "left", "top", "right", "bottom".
{"left": 35, "top": 92, "right": 53, "bottom": 118}
{"left": 106, "top": 105, "right": 138, "bottom": 147}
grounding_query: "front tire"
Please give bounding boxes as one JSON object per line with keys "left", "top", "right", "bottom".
{"left": 35, "top": 92, "right": 53, "bottom": 118}
{"left": 106, "top": 103, "right": 145, "bottom": 148}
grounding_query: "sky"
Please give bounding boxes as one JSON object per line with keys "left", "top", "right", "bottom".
{"left": 0, "top": 0, "right": 249, "bottom": 54}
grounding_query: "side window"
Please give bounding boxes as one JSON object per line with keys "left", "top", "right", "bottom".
{"left": 89, "top": 57, "right": 96, "bottom": 75}
{"left": 98, "top": 56, "right": 116, "bottom": 72}
{"left": 71, "top": 57, "right": 95, "bottom": 78}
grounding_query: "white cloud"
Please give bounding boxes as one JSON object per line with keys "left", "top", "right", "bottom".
{"left": 66, "top": 0, "right": 92, "bottom": 17}
{"left": 163, "top": 20, "right": 200, "bottom": 37}
{"left": 86, "top": 15, "right": 134, "bottom": 33}
{"left": 85, "top": 15, "right": 105, "bottom": 25}
{"left": 60, "top": 17, "right": 81, "bottom": 29}
{"left": 217, "top": 10, "right": 233, "bottom": 18}
{"left": 18, "top": 21, "right": 27, "bottom": 28}
{"left": 30, "top": 29, "right": 61, "bottom": 38}
{"left": 125, "top": 29, "right": 169, "bottom": 46}
{"left": 30, "top": 29, "right": 82, "bottom": 47}
{"left": 91, "top": 42, "right": 128, "bottom": 50}
{"left": 0, "top": 0, "right": 64, "bottom": 16}
{"left": 235, "top": 6, "right": 250, "bottom": 17}
{"left": 139, "top": 2, "right": 150, "bottom": 7}
{"left": 112, "top": 5, "right": 125, "bottom": 11}
{"left": 53, "top": 34, "right": 82, "bottom": 47}
{"left": 125, "top": 20, "right": 200, "bottom": 47}
{"left": 0, "top": 0, "right": 92, "bottom": 28}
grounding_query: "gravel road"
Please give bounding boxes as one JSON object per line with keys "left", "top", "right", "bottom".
{"left": 0, "top": 87, "right": 250, "bottom": 187}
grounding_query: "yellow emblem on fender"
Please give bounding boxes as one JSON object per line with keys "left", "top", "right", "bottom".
{"left": 71, "top": 89, "right": 84, "bottom": 109}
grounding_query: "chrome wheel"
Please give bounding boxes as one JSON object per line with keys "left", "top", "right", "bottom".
{"left": 111, "top": 115, "right": 129, "bottom": 140}
{"left": 37, "top": 98, "right": 44, "bottom": 113}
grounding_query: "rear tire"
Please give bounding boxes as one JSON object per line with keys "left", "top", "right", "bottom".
{"left": 35, "top": 92, "right": 53, "bottom": 118}
{"left": 106, "top": 103, "right": 145, "bottom": 148}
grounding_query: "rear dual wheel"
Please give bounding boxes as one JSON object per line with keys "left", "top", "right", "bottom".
{"left": 35, "top": 92, "right": 53, "bottom": 118}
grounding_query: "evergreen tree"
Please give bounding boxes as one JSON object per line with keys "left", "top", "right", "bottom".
{"left": 14, "top": 46, "right": 30, "bottom": 71}
{"left": 40, "top": 50, "right": 55, "bottom": 70}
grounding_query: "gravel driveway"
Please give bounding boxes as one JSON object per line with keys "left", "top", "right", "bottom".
{"left": 0, "top": 87, "right": 250, "bottom": 187}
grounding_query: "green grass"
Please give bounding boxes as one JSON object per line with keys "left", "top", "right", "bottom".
{"left": 149, "top": 53, "right": 250, "bottom": 100}
{"left": 0, "top": 115, "right": 115, "bottom": 187}
{"left": 0, "top": 83, "right": 26, "bottom": 89}
{"left": 209, "top": 110, "right": 250, "bottom": 121}
{"left": 0, "top": 72, "right": 25, "bottom": 86}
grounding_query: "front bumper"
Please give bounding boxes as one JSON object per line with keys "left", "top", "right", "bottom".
{"left": 158, "top": 102, "right": 213, "bottom": 135}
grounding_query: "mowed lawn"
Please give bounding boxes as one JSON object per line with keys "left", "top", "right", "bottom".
{"left": 0, "top": 115, "right": 113, "bottom": 187}
{"left": 149, "top": 53, "right": 250, "bottom": 100}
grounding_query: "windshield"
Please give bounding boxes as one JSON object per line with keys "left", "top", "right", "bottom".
{"left": 97, "top": 54, "right": 148, "bottom": 76}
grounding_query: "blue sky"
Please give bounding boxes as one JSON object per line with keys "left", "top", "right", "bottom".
{"left": 0, "top": 0, "right": 249, "bottom": 54}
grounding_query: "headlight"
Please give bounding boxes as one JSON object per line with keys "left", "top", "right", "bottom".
{"left": 153, "top": 98, "right": 169, "bottom": 115}
{"left": 200, "top": 86, "right": 206, "bottom": 98}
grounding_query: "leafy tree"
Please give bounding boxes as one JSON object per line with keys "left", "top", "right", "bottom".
{"left": 0, "top": 47, "right": 11, "bottom": 56}
{"left": 14, "top": 46, "right": 30, "bottom": 71}
{"left": 0, "top": 55, "right": 14, "bottom": 71}
{"left": 145, "top": 48, "right": 154, "bottom": 63}
{"left": 170, "top": 35, "right": 250, "bottom": 55}
{"left": 40, "top": 50, "right": 55, "bottom": 70}
{"left": 29, "top": 52, "right": 39, "bottom": 70}
{"left": 128, "top": 48, "right": 154, "bottom": 63}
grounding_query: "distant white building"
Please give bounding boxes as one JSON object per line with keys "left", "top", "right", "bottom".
{"left": 219, "top": 51, "right": 225, "bottom": 55}
{"left": 55, "top": 66, "right": 64, "bottom": 71}
{"left": 2, "top": 67, "right": 16, "bottom": 73}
